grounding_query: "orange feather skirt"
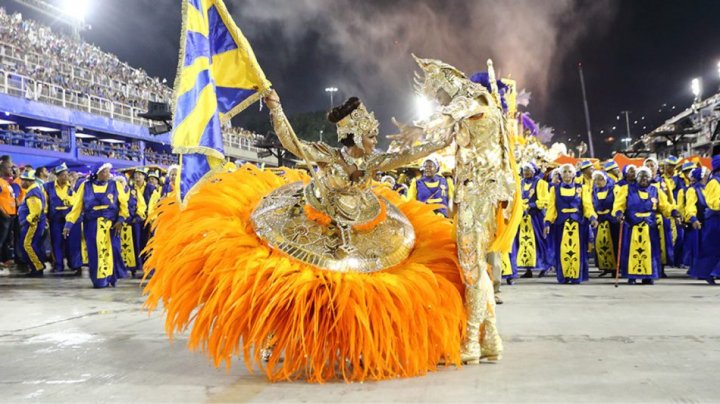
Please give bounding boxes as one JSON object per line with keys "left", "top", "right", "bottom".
{"left": 143, "top": 165, "right": 465, "bottom": 383}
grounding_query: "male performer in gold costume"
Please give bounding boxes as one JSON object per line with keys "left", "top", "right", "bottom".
{"left": 412, "top": 56, "right": 519, "bottom": 363}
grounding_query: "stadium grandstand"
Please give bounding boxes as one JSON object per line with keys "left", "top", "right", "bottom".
{"left": 0, "top": 6, "right": 275, "bottom": 170}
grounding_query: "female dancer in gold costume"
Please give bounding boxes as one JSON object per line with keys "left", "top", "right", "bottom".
{"left": 144, "top": 86, "right": 470, "bottom": 382}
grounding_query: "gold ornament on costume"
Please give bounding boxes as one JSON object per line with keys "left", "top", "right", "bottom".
{"left": 336, "top": 102, "right": 379, "bottom": 144}
{"left": 256, "top": 98, "right": 452, "bottom": 273}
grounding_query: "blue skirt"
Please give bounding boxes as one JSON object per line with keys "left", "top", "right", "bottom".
{"left": 691, "top": 214, "right": 720, "bottom": 279}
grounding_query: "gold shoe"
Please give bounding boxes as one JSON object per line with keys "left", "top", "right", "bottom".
{"left": 461, "top": 340, "right": 481, "bottom": 365}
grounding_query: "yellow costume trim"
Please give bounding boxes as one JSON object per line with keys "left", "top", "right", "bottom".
{"left": 501, "top": 253, "right": 512, "bottom": 277}
{"left": 595, "top": 221, "right": 615, "bottom": 270}
{"left": 143, "top": 165, "right": 465, "bottom": 383}
{"left": 96, "top": 217, "right": 113, "bottom": 279}
{"left": 81, "top": 224, "right": 88, "bottom": 265}
{"left": 23, "top": 223, "right": 43, "bottom": 271}
{"left": 560, "top": 220, "right": 580, "bottom": 279}
{"left": 655, "top": 214, "right": 667, "bottom": 265}
{"left": 628, "top": 222, "right": 652, "bottom": 275}
{"left": 515, "top": 214, "right": 537, "bottom": 267}
{"left": 120, "top": 223, "right": 136, "bottom": 268}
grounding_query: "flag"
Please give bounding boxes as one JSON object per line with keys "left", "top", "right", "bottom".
{"left": 172, "top": 0, "right": 271, "bottom": 201}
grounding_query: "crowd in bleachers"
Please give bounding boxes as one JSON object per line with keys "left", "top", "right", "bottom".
{"left": 223, "top": 127, "right": 264, "bottom": 150}
{"left": 76, "top": 138, "right": 142, "bottom": 161}
{"left": 0, "top": 7, "right": 172, "bottom": 110}
{"left": 144, "top": 147, "right": 176, "bottom": 166}
{"left": 0, "top": 124, "right": 70, "bottom": 152}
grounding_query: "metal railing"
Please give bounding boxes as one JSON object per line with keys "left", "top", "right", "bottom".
{"left": 0, "top": 68, "right": 152, "bottom": 126}
{"left": 0, "top": 40, "right": 171, "bottom": 105}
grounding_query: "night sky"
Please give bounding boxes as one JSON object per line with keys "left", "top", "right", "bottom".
{"left": 4, "top": 0, "right": 720, "bottom": 159}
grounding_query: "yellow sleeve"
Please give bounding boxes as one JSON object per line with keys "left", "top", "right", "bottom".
{"left": 544, "top": 187, "right": 557, "bottom": 224}
{"left": 147, "top": 189, "right": 161, "bottom": 218}
{"left": 683, "top": 187, "right": 697, "bottom": 223}
{"left": 407, "top": 178, "right": 418, "bottom": 201}
{"left": 676, "top": 188, "right": 685, "bottom": 220}
{"left": 612, "top": 185, "right": 628, "bottom": 217}
{"left": 136, "top": 191, "right": 148, "bottom": 220}
{"left": 65, "top": 182, "right": 85, "bottom": 225}
{"left": 536, "top": 179, "right": 549, "bottom": 209}
{"left": 25, "top": 196, "right": 42, "bottom": 223}
{"left": 707, "top": 179, "right": 720, "bottom": 210}
{"left": 657, "top": 185, "right": 674, "bottom": 218}
{"left": 43, "top": 189, "right": 49, "bottom": 214}
{"left": 118, "top": 186, "right": 130, "bottom": 222}
{"left": 582, "top": 185, "right": 597, "bottom": 219}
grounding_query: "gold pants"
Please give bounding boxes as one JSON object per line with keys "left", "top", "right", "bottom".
{"left": 456, "top": 199, "right": 503, "bottom": 361}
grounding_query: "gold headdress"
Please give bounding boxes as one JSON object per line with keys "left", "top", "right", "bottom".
{"left": 336, "top": 102, "right": 379, "bottom": 143}
{"left": 412, "top": 54, "right": 468, "bottom": 98}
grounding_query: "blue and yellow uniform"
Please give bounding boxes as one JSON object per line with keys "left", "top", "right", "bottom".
{"left": 18, "top": 175, "right": 47, "bottom": 273}
{"left": 132, "top": 177, "right": 156, "bottom": 273}
{"left": 592, "top": 175, "right": 619, "bottom": 272}
{"left": 613, "top": 180, "right": 675, "bottom": 283}
{"left": 512, "top": 172, "right": 549, "bottom": 275}
{"left": 44, "top": 165, "right": 82, "bottom": 272}
{"left": 65, "top": 175, "right": 129, "bottom": 288}
{"left": 407, "top": 174, "right": 453, "bottom": 217}
{"left": 690, "top": 158, "right": 720, "bottom": 281}
{"left": 545, "top": 181, "right": 597, "bottom": 284}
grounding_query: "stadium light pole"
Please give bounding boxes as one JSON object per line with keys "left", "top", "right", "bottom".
{"left": 691, "top": 78, "right": 701, "bottom": 102}
{"left": 577, "top": 62, "right": 595, "bottom": 157}
{"left": 324, "top": 87, "right": 338, "bottom": 109}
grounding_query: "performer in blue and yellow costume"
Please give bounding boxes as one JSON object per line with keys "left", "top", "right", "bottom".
{"left": 407, "top": 157, "right": 452, "bottom": 217}
{"left": 18, "top": 169, "right": 47, "bottom": 277}
{"left": 592, "top": 171, "right": 618, "bottom": 277}
{"left": 688, "top": 156, "right": 720, "bottom": 283}
{"left": 131, "top": 167, "right": 156, "bottom": 275}
{"left": 613, "top": 167, "right": 679, "bottom": 285}
{"left": 544, "top": 164, "right": 598, "bottom": 284}
{"left": 64, "top": 163, "right": 129, "bottom": 288}
{"left": 683, "top": 167, "right": 712, "bottom": 282}
{"left": 114, "top": 175, "right": 145, "bottom": 278}
{"left": 44, "top": 163, "right": 82, "bottom": 273}
{"left": 603, "top": 160, "right": 621, "bottom": 184}
{"left": 644, "top": 157, "right": 675, "bottom": 274}
{"left": 513, "top": 162, "right": 549, "bottom": 278}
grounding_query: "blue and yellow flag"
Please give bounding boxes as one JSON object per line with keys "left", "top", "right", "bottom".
{"left": 172, "top": 0, "right": 271, "bottom": 201}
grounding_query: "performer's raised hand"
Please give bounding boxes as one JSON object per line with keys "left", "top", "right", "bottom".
{"left": 387, "top": 117, "right": 424, "bottom": 148}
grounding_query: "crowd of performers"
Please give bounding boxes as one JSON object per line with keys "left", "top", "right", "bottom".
{"left": 404, "top": 154, "right": 720, "bottom": 286}
{"left": 0, "top": 154, "right": 178, "bottom": 288}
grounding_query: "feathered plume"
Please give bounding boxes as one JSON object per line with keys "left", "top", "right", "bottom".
{"left": 537, "top": 125, "right": 555, "bottom": 144}
{"left": 516, "top": 89, "right": 531, "bottom": 107}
